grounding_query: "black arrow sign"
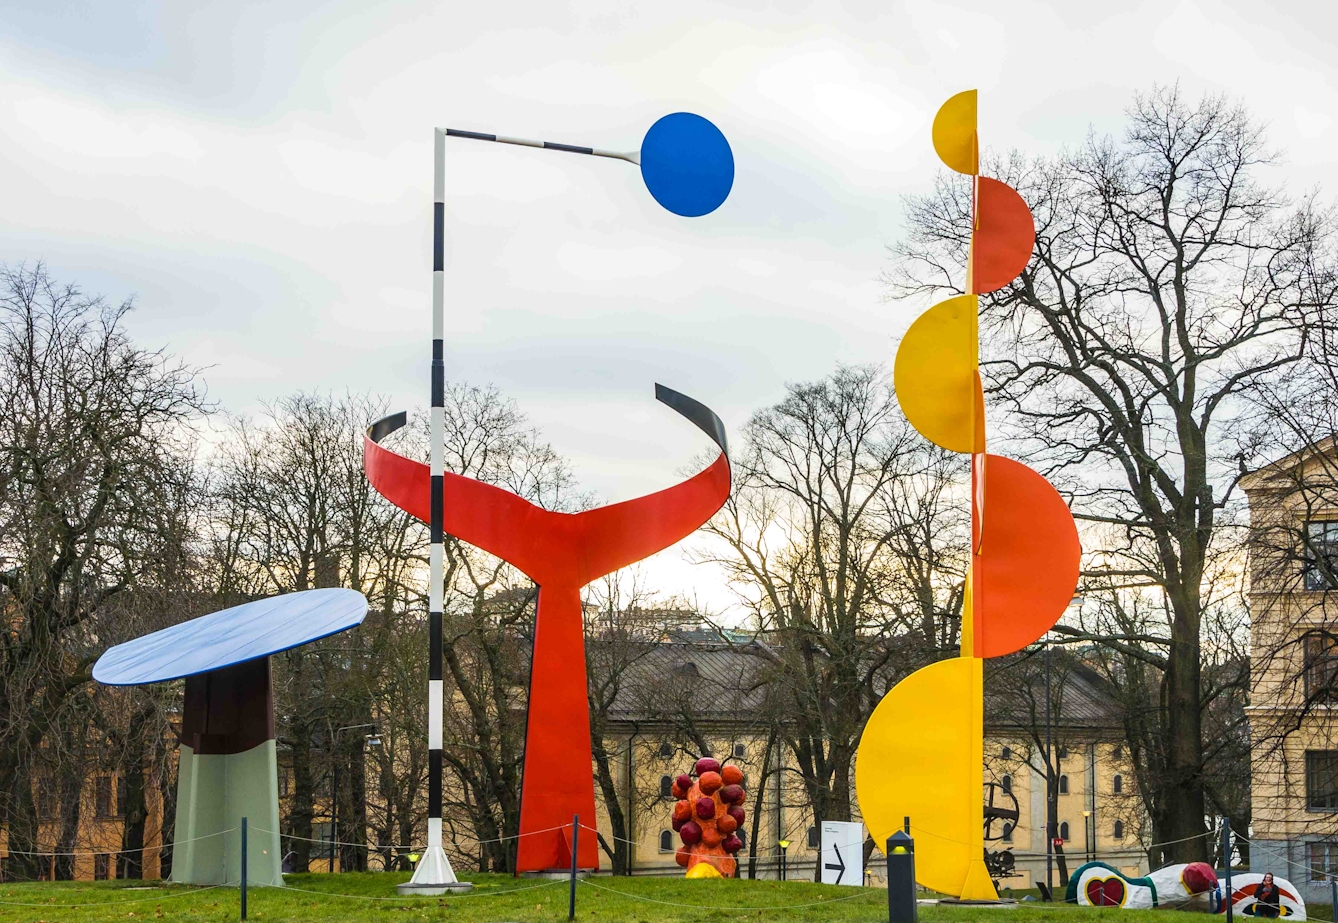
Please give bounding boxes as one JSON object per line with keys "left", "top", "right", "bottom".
{"left": 824, "top": 841, "right": 846, "bottom": 884}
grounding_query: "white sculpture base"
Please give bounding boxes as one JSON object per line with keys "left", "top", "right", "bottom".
{"left": 397, "top": 844, "right": 472, "bottom": 896}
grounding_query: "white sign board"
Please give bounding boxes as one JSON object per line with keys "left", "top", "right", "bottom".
{"left": 820, "top": 821, "right": 864, "bottom": 886}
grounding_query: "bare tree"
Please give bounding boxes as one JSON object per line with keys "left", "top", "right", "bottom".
{"left": 888, "top": 86, "right": 1337, "bottom": 860}
{"left": 0, "top": 263, "right": 204, "bottom": 879}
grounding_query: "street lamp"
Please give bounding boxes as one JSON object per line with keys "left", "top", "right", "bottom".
{"left": 404, "top": 113, "right": 734, "bottom": 895}
{"left": 1082, "top": 810, "right": 1093, "bottom": 864}
{"left": 778, "top": 838, "right": 791, "bottom": 882}
{"left": 329, "top": 723, "right": 378, "bottom": 873}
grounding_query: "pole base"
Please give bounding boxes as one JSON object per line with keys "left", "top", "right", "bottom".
{"left": 936, "top": 898, "right": 1019, "bottom": 908}
{"left": 398, "top": 845, "right": 471, "bottom": 896}
{"left": 522, "top": 869, "right": 591, "bottom": 880}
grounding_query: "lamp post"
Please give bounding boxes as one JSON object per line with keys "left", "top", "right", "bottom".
{"left": 329, "top": 723, "right": 377, "bottom": 873}
{"left": 778, "top": 838, "right": 791, "bottom": 882}
{"left": 1082, "top": 810, "right": 1093, "bottom": 864}
{"left": 403, "top": 114, "right": 733, "bottom": 894}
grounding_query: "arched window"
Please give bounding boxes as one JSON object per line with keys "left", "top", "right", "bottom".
{"left": 1059, "top": 821, "right": 1070, "bottom": 841}
{"left": 1113, "top": 821, "right": 1125, "bottom": 839}
{"left": 660, "top": 830, "right": 673, "bottom": 852}
{"left": 1113, "top": 746, "right": 1123, "bottom": 761}
{"left": 1113, "top": 774, "right": 1123, "bottom": 794}
{"left": 1002, "top": 823, "right": 1014, "bottom": 843}
{"left": 660, "top": 775, "right": 673, "bottom": 799}
{"left": 1001, "top": 774, "right": 1012, "bottom": 794}
{"left": 733, "top": 743, "right": 746, "bottom": 758}
{"left": 659, "top": 741, "right": 673, "bottom": 758}
{"left": 1059, "top": 774, "right": 1069, "bottom": 794}
{"left": 737, "top": 830, "right": 746, "bottom": 849}
{"left": 1001, "top": 746, "right": 1012, "bottom": 761}
{"left": 807, "top": 825, "right": 819, "bottom": 848}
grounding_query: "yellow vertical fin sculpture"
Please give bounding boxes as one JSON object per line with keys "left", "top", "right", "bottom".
{"left": 856, "top": 90, "right": 1081, "bottom": 902}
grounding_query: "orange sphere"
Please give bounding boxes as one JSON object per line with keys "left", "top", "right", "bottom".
{"left": 700, "top": 826, "right": 722, "bottom": 848}
{"left": 717, "top": 814, "right": 738, "bottom": 835}
{"left": 721, "top": 765, "right": 744, "bottom": 786}
{"left": 698, "top": 771, "right": 723, "bottom": 795}
{"left": 672, "top": 800, "right": 692, "bottom": 823}
{"left": 675, "top": 846, "right": 690, "bottom": 867}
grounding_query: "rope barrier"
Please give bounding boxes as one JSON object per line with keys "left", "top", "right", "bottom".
{"left": 0, "top": 827, "right": 237, "bottom": 858}
{"left": 576, "top": 876, "right": 882, "bottom": 910}
{"left": 0, "top": 881, "right": 232, "bottom": 908}
{"left": 272, "top": 878, "right": 566, "bottom": 902}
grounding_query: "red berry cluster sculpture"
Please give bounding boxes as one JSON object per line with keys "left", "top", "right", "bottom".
{"left": 671, "top": 757, "right": 746, "bottom": 878}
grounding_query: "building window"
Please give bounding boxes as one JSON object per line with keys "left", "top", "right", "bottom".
{"left": 1058, "top": 775, "right": 1069, "bottom": 795}
{"left": 279, "top": 771, "right": 290, "bottom": 797}
{"left": 659, "top": 741, "right": 674, "bottom": 758}
{"left": 660, "top": 830, "right": 673, "bottom": 852}
{"left": 116, "top": 776, "right": 127, "bottom": 816}
{"left": 1305, "top": 521, "right": 1338, "bottom": 591}
{"left": 37, "top": 782, "right": 55, "bottom": 819}
{"left": 1057, "top": 745, "right": 1068, "bottom": 759}
{"left": 1309, "top": 842, "right": 1338, "bottom": 881}
{"left": 1113, "top": 774, "right": 1123, "bottom": 794}
{"left": 733, "top": 743, "right": 746, "bottom": 758}
{"left": 1113, "top": 746, "right": 1123, "bottom": 761}
{"left": 1001, "top": 746, "right": 1012, "bottom": 761}
{"left": 1001, "top": 775, "right": 1012, "bottom": 794}
{"left": 95, "top": 777, "right": 112, "bottom": 817}
{"left": 1114, "top": 821, "right": 1125, "bottom": 839}
{"left": 94, "top": 854, "right": 110, "bottom": 880}
{"left": 1305, "top": 632, "right": 1338, "bottom": 700}
{"left": 1002, "top": 823, "right": 1014, "bottom": 843}
{"left": 1059, "top": 822, "right": 1070, "bottom": 841}
{"left": 1309, "top": 752, "right": 1338, "bottom": 810}
{"left": 738, "top": 831, "right": 746, "bottom": 849}
{"left": 660, "top": 775, "right": 673, "bottom": 799}
{"left": 807, "top": 826, "right": 819, "bottom": 849}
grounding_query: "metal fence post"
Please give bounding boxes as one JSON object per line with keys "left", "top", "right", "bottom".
{"left": 568, "top": 814, "right": 579, "bottom": 922}
{"left": 1222, "top": 820, "right": 1232, "bottom": 923}
{"left": 240, "top": 816, "right": 248, "bottom": 921}
{"left": 1328, "top": 876, "right": 1335, "bottom": 922}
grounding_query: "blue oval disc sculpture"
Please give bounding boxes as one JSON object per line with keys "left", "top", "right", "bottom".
{"left": 94, "top": 587, "right": 367, "bottom": 685}
{"left": 92, "top": 587, "right": 368, "bottom": 888}
{"left": 640, "top": 112, "right": 734, "bottom": 217}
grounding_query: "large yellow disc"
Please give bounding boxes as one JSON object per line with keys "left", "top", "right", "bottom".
{"left": 855, "top": 657, "right": 995, "bottom": 899}
{"left": 932, "top": 90, "right": 978, "bottom": 175}
{"left": 893, "top": 294, "right": 981, "bottom": 454}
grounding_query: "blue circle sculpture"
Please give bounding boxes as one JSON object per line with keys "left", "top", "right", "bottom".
{"left": 93, "top": 588, "right": 368, "bottom": 685}
{"left": 640, "top": 113, "right": 734, "bottom": 217}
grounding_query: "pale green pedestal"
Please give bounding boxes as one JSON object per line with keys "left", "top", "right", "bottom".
{"left": 171, "top": 740, "right": 284, "bottom": 886}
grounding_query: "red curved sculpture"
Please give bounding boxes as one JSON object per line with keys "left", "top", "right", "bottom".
{"left": 364, "top": 385, "right": 730, "bottom": 871}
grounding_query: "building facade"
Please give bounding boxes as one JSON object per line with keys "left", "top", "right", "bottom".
{"left": 1245, "top": 438, "right": 1338, "bottom": 903}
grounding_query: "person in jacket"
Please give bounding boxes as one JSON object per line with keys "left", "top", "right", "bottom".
{"left": 1254, "top": 872, "right": 1282, "bottom": 919}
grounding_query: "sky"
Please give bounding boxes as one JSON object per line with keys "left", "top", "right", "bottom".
{"left": 1, "top": 0, "right": 1335, "bottom": 613}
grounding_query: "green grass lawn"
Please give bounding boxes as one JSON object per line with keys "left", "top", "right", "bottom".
{"left": 0, "top": 872, "right": 1256, "bottom": 923}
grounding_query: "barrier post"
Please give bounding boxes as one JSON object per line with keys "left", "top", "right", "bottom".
{"left": 1222, "top": 820, "right": 1233, "bottom": 923}
{"left": 569, "top": 815, "right": 579, "bottom": 922}
{"left": 1328, "top": 877, "right": 1335, "bottom": 922}
{"left": 240, "top": 817, "right": 248, "bottom": 921}
{"left": 886, "top": 828, "right": 917, "bottom": 923}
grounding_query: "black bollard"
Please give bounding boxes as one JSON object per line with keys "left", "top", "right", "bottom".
{"left": 886, "top": 830, "right": 917, "bottom": 923}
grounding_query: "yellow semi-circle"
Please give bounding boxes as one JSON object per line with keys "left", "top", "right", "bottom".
{"left": 855, "top": 657, "right": 995, "bottom": 899}
{"left": 932, "top": 90, "right": 978, "bottom": 176}
{"left": 893, "top": 294, "right": 980, "bottom": 454}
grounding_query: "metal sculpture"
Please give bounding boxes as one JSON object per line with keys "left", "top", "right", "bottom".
{"left": 364, "top": 386, "right": 729, "bottom": 872}
{"left": 93, "top": 588, "right": 369, "bottom": 887}
{"left": 394, "top": 112, "right": 732, "bottom": 891}
{"left": 668, "top": 757, "right": 746, "bottom": 878}
{"left": 854, "top": 89, "right": 1081, "bottom": 900}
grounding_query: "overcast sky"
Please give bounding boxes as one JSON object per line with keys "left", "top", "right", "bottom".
{"left": 2, "top": 0, "right": 1334, "bottom": 612}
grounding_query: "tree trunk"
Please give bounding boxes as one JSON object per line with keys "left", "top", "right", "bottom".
{"left": 118, "top": 708, "right": 151, "bottom": 879}
{"left": 288, "top": 722, "right": 315, "bottom": 873}
{"left": 591, "top": 737, "right": 628, "bottom": 875}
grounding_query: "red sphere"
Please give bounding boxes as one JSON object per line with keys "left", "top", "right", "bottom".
{"left": 679, "top": 820, "right": 702, "bottom": 845}
{"left": 694, "top": 757, "right": 721, "bottom": 777}
{"left": 727, "top": 805, "right": 745, "bottom": 826}
{"left": 695, "top": 797, "right": 716, "bottom": 820}
{"left": 722, "top": 834, "right": 743, "bottom": 854}
{"left": 672, "top": 816, "right": 685, "bottom": 832}
{"left": 698, "top": 771, "right": 723, "bottom": 795}
{"left": 675, "top": 846, "right": 690, "bottom": 868}
{"left": 675, "top": 774, "right": 693, "bottom": 792}
{"left": 719, "top": 784, "right": 744, "bottom": 805}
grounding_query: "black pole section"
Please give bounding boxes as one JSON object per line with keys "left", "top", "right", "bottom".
{"left": 240, "top": 816, "right": 248, "bottom": 921}
{"left": 568, "top": 815, "right": 579, "bottom": 922}
{"left": 331, "top": 758, "right": 338, "bottom": 874}
{"left": 886, "top": 829, "right": 917, "bottom": 923}
{"left": 1045, "top": 641, "right": 1054, "bottom": 895}
{"left": 1329, "top": 876, "right": 1335, "bottom": 922}
{"left": 1223, "top": 820, "right": 1233, "bottom": 923}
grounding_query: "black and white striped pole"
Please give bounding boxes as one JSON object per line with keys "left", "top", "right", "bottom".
{"left": 399, "top": 114, "right": 733, "bottom": 895}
